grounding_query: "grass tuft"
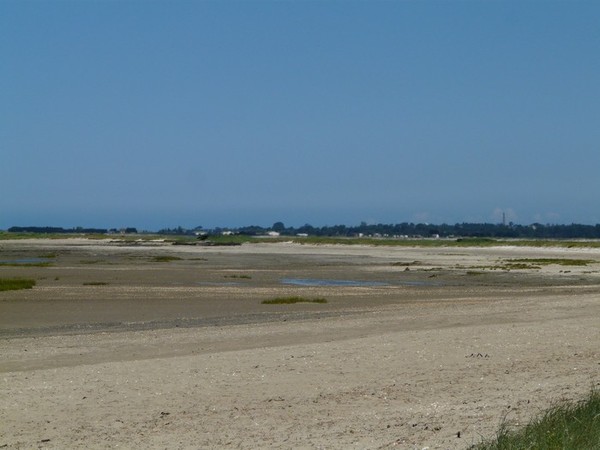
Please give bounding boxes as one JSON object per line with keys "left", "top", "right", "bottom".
{"left": 151, "top": 256, "right": 182, "bottom": 262}
{"left": 83, "top": 282, "right": 109, "bottom": 286}
{"left": 0, "top": 278, "right": 36, "bottom": 291}
{"left": 262, "top": 296, "right": 327, "bottom": 305}
{"left": 471, "top": 390, "right": 600, "bottom": 450}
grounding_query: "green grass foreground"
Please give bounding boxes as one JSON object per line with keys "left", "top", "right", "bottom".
{"left": 262, "top": 296, "right": 327, "bottom": 305}
{"left": 0, "top": 278, "right": 36, "bottom": 291}
{"left": 471, "top": 390, "right": 600, "bottom": 450}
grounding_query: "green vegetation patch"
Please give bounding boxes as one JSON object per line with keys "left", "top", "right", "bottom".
{"left": 467, "top": 258, "right": 594, "bottom": 271}
{"left": 0, "top": 233, "right": 66, "bottom": 240}
{"left": 262, "top": 296, "right": 327, "bottom": 305}
{"left": 151, "top": 256, "right": 183, "bottom": 262}
{"left": 198, "top": 235, "right": 253, "bottom": 246}
{"left": 224, "top": 274, "right": 252, "bottom": 279}
{"left": 0, "top": 278, "right": 36, "bottom": 292}
{"left": 455, "top": 238, "right": 499, "bottom": 246}
{"left": 507, "top": 258, "right": 594, "bottom": 266}
{"left": 471, "top": 390, "right": 600, "bottom": 450}
{"left": 501, "top": 263, "right": 542, "bottom": 270}
{"left": 0, "top": 262, "right": 52, "bottom": 267}
{"left": 38, "top": 253, "right": 58, "bottom": 258}
{"left": 193, "top": 236, "right": 600, "bottom": 249}
{"left": 212, "top": 235, "right": 600, "bottom": 249}
{"left": 82, "top": 281, "right": 109, "bottom": 286}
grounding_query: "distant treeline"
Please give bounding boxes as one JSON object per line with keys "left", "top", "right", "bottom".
{"left": 221, "top": 222, "right": 600, "bottom": 239}
{"left": 7, "top": 223, "right": 600, "bottom": 239}
{"left": 158, "top": 222, "right": 600, "bottom": 239}
{"left": 7, "top": 226, "right": 137, "bottom": 234}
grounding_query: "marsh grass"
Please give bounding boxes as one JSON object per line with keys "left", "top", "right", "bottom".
{"left": 3, "top": 231, "right": 600, "bottom": 248}
{"left": 203, "top": 235, "right": 254, "bottom": 245}
{"left": 0, "top": 278, "right": 36, "bottom": 291}
{"left": 224, "top": 274, "right": 252, "bottom": 279}
{"left": 472, "top": 390, "right": 600, "bottom": 450}
{"left": 211, "top": 235, "right": 600, "bottom": 249}
{"left": 467, "top": 258, "right": 594, "bottom": 272}
{"left": 151, "top": 256, "right": 183, "bottom": 262}
{"left": 83, "top": 282, "right": 109, "bottom": 286}
{"left": 38, "top": 253, "right": 58, "bottom": 258}
{"left": 0, "top": 262, "right": 52, "bottom": 267}
{"left": 507, "top": 258, "right": 594, "bottom": 266}
{"left": 262, "top": 296, "right": 327, "bottom": 305}
{"left": 0, "top": 233, "right": 66, "bottom": 240}
{"left": 501, "top": 263, "right": 542, "bottom": 270}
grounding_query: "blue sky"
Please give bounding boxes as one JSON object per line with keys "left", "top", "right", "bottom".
{"left": 2, "top": 1, "right": 599, "bottom": 230}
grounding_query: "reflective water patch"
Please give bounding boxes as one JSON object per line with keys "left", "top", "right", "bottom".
{"left": 280, "top": 278, "right": 389, "bottom": 287}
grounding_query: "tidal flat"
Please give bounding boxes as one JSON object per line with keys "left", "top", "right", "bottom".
{"left": 0, "top": 238, "right": 599, "bottom": 449}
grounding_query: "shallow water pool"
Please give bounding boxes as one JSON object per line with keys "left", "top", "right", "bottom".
{"left": 280, "top": 278, "right": 389, "bottom": 287}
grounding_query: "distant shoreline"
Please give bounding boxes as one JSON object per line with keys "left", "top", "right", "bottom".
{"left": 5, "top": 220, "right": 600, "bottom": 240}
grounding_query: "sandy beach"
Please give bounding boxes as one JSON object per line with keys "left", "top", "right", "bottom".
{"left": 1, "top": 239, "right": 599, "bottom": 449}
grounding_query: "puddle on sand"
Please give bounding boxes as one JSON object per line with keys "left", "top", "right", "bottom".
{"left": 280, "top": 278, "right": 389, "bottom": 287}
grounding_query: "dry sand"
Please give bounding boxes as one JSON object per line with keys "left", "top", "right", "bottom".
{"left": 0, "top": 239, "right": 599, "bottom": 449}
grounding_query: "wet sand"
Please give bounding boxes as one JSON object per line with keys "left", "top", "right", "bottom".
{"left": 1, "top": 239, "right": 599, "bottom": 448}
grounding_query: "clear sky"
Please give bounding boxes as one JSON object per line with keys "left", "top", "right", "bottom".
{"left": 2, "top": 1, "right": 599, "bottom": 230}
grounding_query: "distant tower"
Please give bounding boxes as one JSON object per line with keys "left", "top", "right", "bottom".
{"left": 502, "top": 212, "right": 506, "bottom": 226}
